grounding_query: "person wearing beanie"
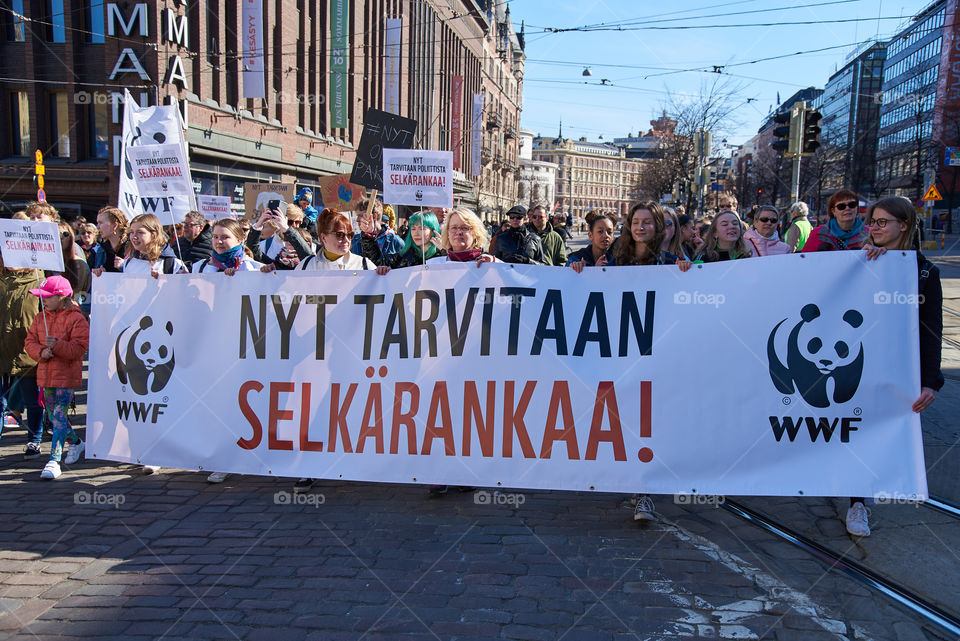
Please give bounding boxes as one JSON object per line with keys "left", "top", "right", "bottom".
{"left": 296, "top": 188, "right": 319, "bottom": 224}
{"left": 23, "top": 276, "right": 89, "bottom": 480}
{"left": 489, "top": 205, "right": 545, "bottom": 265}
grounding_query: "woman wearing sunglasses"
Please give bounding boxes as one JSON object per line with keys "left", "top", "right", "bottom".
{"left": 845, "top": 196, "right": 944, "bottom": 537}
{"left": 743, "top": 205, "right": 791, "bottom": 256}
{"left": 292, "top": 209, "right": 388, "bottom": 273}
{"left": 800, "top": 190, "right": 869, "bottom": 252}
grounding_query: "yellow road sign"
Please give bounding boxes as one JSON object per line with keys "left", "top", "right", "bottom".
{"left": 922, "top": 185, "right": 942, "bottom": 201}
{"left": 35, "top": 163, "right": 44, "bottom": 175}
{"left": 36, "top": 175, "right": 44, "bottom": 189}
{"left": 34, "top": 149, "right": 43, "bottom": 164}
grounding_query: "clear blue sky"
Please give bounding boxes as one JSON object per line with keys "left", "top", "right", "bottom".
{"left": 510, "top": 0, "right": 934, "bottom": 145}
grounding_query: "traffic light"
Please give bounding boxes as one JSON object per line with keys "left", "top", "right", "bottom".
{"left": 771, "top": 111, "right": 792, "bottom": 155}
{"left": 801, "top": 108, "right": 822, "bottom": 155}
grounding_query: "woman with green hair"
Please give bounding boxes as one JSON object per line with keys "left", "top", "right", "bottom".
{"left": 379, "top": 211, "right": 445, "bottom": 270}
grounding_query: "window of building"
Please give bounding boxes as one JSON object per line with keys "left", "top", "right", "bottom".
{"left": 49, "top": 92, "right": 70, "bottom": 157}
{"left": 47, "top": 0, "right": 66, "bottom": 42}
{"left": 7, "top": 0, "right": 25, "bottom": 41}
{"left": 9, "top": 91, "right": 30, "bottom": 156}
{"left": 88, "top": 101, "right": 109, "bottom": 158}
{"left": 83, "top": 0, "right": 105, "bottom": 43}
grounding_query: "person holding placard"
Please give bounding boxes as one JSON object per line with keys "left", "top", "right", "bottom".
{"left": 91, "top": 207, "right": 129, "bottom": 274}
{"left": 23, "top": 276, "right": 89, "bottom": 480}
{"left": 0, "top": 258, "right": 44, "bottom": 459}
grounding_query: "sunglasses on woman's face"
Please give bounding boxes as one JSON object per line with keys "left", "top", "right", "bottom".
{"left": 288, "top": 219, "right": 301, "bottom": 227}
{"left": 833, "top": 201, "right": 858, "bottom": 211}
{"left": 325, "top": 231, "right": 350, "bottom": 240}
{"left": 756, "top": 216, "right": 778, "bottom": 224}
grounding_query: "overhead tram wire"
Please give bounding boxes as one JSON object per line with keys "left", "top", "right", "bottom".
{"left": 533, "top": 0, "right": 866, "bottom": 32}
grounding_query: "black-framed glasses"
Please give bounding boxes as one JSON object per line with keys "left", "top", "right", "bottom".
{"left": 756, "top": 216, "right": 778, "bottom": 224}
{"left": 325, "top": 231, "right": 350, "bottom": 240}
{"left": 870, "top": 218, "right": 897, "bottom": 229}
{"left": 834, "top": 201, "right": 858, "bottom": 211}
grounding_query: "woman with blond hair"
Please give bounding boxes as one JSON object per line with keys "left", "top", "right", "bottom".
{"left": 116, "top": 214, "right": 187, "bottom": 276}
{"left": 661, "top": 207, "right": 688, "bottom": 259}
{"left": 429, "top": 208, "right": 497, "bottom": 265}
{"left": 694, "top": 210, "right": 753, "bottom": 262}
{"left": 245, "top": 203, "right": 313, "bottom": 268}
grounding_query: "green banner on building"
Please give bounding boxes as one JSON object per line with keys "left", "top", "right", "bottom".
{"left": 330, "top": 0, "right": 349, "bottom": 129}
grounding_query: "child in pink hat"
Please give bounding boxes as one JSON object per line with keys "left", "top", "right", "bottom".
{"left": 23, "top": 276, "right": 89, "bottom": 480}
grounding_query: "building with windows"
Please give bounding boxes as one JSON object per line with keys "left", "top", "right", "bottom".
{"left": 820, "top": 42, "right": 886, "bottom": 196}
{"left": 532, "top": 134, "right": 643, "bottom": 219}
{"left": 875, "top": 0, "right": 958, "bottom": 200}
{"left": 516, "top": 129, "right": 556, "bottom": 208}
{"left": 0, "top": 0, "right": 523, "bottom": 219}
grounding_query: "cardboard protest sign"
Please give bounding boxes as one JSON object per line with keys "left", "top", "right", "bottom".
{"left": 349, "top": 108, "right": 417, "bottom": 191}
{"left": 0, "top": 219, "right": 64, "bottom": 272}
{"left": 382, "top": 149, "right": 453, "bottom": 208}
{"left": 318, "top": 174, "right": 366, "bottom": 211}
{"left": 243, "top": 183, "right": 295, "bottom": 220}
{"left": 197, "top": 195, "right": 233, "bottom": 220}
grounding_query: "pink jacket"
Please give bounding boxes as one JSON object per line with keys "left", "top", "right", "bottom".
{"left": 744, "top": 228, "right": 791, "bottom": 257}
{"left": 23, "top": 302, "right": 89, "bottom": 389}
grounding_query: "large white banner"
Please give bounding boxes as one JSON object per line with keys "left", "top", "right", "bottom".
{"left": 87, "top": 252, "right": 927, "bottom": 498}
{"left": 119, "top": 91, "right": 196, "bottom": 222}
{"left": 128, "top": 144, "right": 193, "bottom": 200}
{"left": 241, "top": 0, "right": 265, "bottom": 98}
{"left": 0, "top": 219, "right": 64, "bottom": 272}
{"left": 382, "top": 149, "right": 453, "bottom": 208}
{"left": 384, "top": 18, "right": 402, "bottom": 115}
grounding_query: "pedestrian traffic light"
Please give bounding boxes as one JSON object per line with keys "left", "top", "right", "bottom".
{"left": 771, "top": 111, "right": 792, "bottom": 155}
{"left": 801, "top": 108, "right": 822, "bottom": 155}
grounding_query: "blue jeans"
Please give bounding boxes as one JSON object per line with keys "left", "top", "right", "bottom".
{"left": 1, "top": 374, "right": 43, "bottom": 444}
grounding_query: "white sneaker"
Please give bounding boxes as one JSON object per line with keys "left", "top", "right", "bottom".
{"left": 142, "top": 465, "right": 161, "bottom": 475}
{"left": 64, "top": 441, "right": 85, "bottom": 465}
{"left": 845, "top": 502, "right": 871, "bottom": 537}
{"left": 207, "top": 472, "right": 229, "bottom": 484}
{"left": 40, "top": 460, "right": 62, "bottom": 480}
{"left": 634, "top": 495, "right": 656, "bottom": 521}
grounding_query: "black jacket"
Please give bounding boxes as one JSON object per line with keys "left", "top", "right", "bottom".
{"left": 171, "top": 224, "right": 214, "bottom": 267}
{"left": 490, "top": 225, "right": 545, "bottom": 265}
{"left": 565, "top": 246, "right": 612, "bottom": 267}
{"left": 245, "top": 226, "right": 315, "bottom": 268}
{"left": 918, "top": 256, "right": 944, "bottom": 391}
{"left": 388, "top": 246, "right": 446, "bottom": 269}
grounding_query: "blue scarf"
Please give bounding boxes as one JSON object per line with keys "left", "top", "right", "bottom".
{"left": 209, "top": 245, "right": 244, "bottom": 271}
{"left": 828, "top": 217, "right": 864, "bottom": 242}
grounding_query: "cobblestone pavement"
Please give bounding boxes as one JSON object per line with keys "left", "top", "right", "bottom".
{"left": 0, "top": 428, "right": 949, "bottom": 640}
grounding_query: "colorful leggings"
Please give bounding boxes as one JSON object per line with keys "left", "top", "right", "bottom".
{"left": 44, "top": 388, "right": 78, "bottom": 463}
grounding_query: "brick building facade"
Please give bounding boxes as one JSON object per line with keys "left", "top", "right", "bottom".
{"left": 0, "top": 0, "right": 523, "bottom": 220}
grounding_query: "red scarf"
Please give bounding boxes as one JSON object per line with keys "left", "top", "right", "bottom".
{"left": 447, "top": 248, "right": 483, "bottom": 262}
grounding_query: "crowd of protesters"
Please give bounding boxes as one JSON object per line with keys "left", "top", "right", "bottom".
{"left": 0, "top": 190, "right": 943, "bottom": 538}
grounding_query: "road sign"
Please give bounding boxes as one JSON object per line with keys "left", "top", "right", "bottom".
{"left": 37, "top": 189, "right": 46, "bottom": 202}
{"left": 922, "top": 185, "right": 943, "bottom": 201}
{"left": 35, "top": 150, "right": 43, "bottom": 164}
{"left": 947, "top": 147, "right": 960, "bottom": 167}
{"left": 36, "top": 175, "right": 44, "bottom": 189}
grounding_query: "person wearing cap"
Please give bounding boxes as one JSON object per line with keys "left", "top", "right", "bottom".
{"left": 489, "top": 205, "right": 545, "bottom": 265}
{"left": 23, "top": 276, "right": 90, "bottom": 480}
{"left": 295, "top": 187, "right": 320, "bottom": 237}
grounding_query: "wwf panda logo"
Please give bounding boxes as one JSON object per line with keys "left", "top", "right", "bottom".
{"left": 767, "top": 304, "right": 864, "bottom": 409}
{"left": 114, "top": 317, "right": 175, "bottom": 395}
